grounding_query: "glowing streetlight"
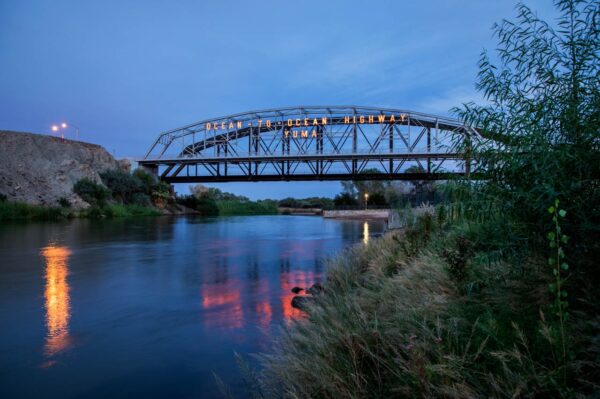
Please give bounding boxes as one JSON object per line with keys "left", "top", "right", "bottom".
{"left": 60, "top": 122, "right": 80, "bottom": 140}
{"left": 51, "top": 122, "right": 80, "bottom": 140}
{"left": 51, "top": 124, "right": 64, "bottom": 140}
{"left": 364, "top": 193, "right": 369, "bottom": 210}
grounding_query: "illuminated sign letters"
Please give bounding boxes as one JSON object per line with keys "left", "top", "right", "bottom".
{"left": 204, "top": 113, "right": 408, "bottom": 139}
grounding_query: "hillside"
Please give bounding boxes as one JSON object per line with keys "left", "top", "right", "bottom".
{"left": 0, "top": 130, "right": 124, "bottom": 208}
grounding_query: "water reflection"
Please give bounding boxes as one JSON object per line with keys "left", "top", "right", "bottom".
{"left": 201, "top": 281, "right": 244, "bottom": 329}
{"left": 0, "top": 216, "right": 387, "bottom": 398}
{"left": 41, "top": 245, "right": 72, "bottom": 361}
{"left": 280, "top": 269, "right": 319, "bottom": 322}
{"left": 363, "top": 221, "right": 370, "bottom": 244}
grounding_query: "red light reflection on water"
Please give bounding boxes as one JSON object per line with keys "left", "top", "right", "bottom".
{"left": 201, "top": 282, "right": 244, "bottom": 330}
{"left": 280, "top": 270, "right": 320, "bottom": 323}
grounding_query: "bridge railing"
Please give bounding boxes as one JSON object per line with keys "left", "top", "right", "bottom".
{"left": 143, "top": 146, "right": 459, "bottom": 161}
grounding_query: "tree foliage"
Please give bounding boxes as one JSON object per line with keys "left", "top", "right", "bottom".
{"left": 73, "top": 178, "right": 110, "bottom": 206}
{"left": 453, "top": 0, "right": 600, "bottom": 273}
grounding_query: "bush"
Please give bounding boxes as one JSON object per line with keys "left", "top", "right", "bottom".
{"left": 453, "top": 0, "right": 600, "bottom": 275}
{"left": 58, "top": 197, "right": 71, "bottom": 208}
{"left": 217, "top": 199, "right": 277, "bottom": 216}
{"left": 99, "top": 170, "right": 143, "bottom": 204}
{"left": 441, "top": 235, "right": 474, "bottom": 283}
{"left": 0, "top": 193, "right": 7, "bottom": 202}
{"left": 73, "top": 178, "right": 110, "bottom": 206}
{"left": 195, "top": 197, "right": 219, "bottom": 216}
{"left": 333, "top": 192, "right": 358, "bottom": 208}
{"left": 132, "top": 168, "right": 157, "bottom": 194}
{"left": 176, "top": 194, "right": 219, "bottom": 216}
{"left": 130, "top": 192, "right": 152, "bottom": 207}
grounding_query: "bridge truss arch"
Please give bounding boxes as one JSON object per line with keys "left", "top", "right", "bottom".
{"left": 140, "top": 106, "right": 479, "bottom": 183}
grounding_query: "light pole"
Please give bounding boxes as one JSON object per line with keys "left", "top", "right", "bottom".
{"left": 61, "top": 122, "right": 80, "bottom": 140}
{"left": 51, "top": 124, "right": 64, "bottom": 140}
{"left": 364, "top": 193, "right": 369, "bottom": 210}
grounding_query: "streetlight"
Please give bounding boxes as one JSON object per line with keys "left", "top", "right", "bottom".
{"left": 364, "top": 193, "right": 369, "bottom": 210}
{"left": 51, "top": 124, "right": 64, "bottom": 140}
{"left": 60, "top": 122, "right": 80, "bottom": 140}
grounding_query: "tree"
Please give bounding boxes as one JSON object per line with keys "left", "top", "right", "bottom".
{"left": 190, "top": 184, "right": 210, "bottom": 199}
{"left": 340, "top": 168, "right": 389, "bottom": 206}
{"left": 73, "top": 178, "right": 110, "bottom": 206}
{"left": 333, "top": 192, "right": 359, "bottom": 207}
{"left": 99, "top": 170, "right": 144, "bottom": 204}
{"left": 453, "top": 0, "right": 599, "bottom": 271}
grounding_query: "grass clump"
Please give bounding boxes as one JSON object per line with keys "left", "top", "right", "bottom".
{"left": 84, "top": 204, "right": 160, "bottom": 219}
{"left": 241, "top": 209, "right": 597, "bottom": 398}
{"left": 0, "top": 201, "right": 69, "bottom": 222}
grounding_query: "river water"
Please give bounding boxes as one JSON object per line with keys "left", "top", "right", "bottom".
{"left": 0, "top": 215, "right": 384, "bottom": 398}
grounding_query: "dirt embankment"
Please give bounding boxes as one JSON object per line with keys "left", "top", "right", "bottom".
{"left": 0, "top": 130, "right": 125, "bottom": 208}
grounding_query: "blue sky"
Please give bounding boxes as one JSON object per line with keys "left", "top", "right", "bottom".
{"left": 0, "top": 0, "right": 556, "bottom": 199}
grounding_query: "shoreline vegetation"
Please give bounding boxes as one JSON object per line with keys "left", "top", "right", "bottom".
{"left": 229, "top": 1, "right": 599, "bottom": 397}
{"left": 0, "top": 163, "right": 434, "bottom": 222}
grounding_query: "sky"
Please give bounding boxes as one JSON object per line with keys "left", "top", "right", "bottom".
{"left": 0, "top": 0, "right": 557, "bottom": 199}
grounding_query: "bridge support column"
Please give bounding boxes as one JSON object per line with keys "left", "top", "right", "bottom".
{"left": 427, "top": 127, "right": 431, "bottom": 174}
{"left": 352, "top": 121, "right": 357, "bottom": 176}
{"left": 216, "top": 144, "right": 221, "bottom": 177}
{"left": 140, "top": 163, "right": 159, "bottom": 179}
{"left": 317, "top": 125, "right": 323, "bottom": 175}
{"left": 388, "top": 125, "right": 393, "bottom": 174}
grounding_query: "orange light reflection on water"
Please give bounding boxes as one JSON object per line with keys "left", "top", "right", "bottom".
{"left": 41, "top": 245, "right": 72, "bottom": 360}
{"left": 280, "top": 270, "right": 318, "bottom": 323}
{"left": 201, "top": 282, "right": 244, "bottom": 329}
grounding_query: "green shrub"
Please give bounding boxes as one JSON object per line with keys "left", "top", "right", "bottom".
{"left": 452, "top": 0, "right": 600, "bottom": 274}
{"left": 195, "top": 197, "right": 220, "bottom": 216}
{"left": 0, "top": 193, "right": 7, "bottom": 202}
{"left": 130, "top": 192, "right": 152, "bottom": 207}
{"left": 333, "top": 192, "right": 358, "bottom": 208}
{"left": 99, "top": 170, "right": 143, "bottom": 204}
{"left": 132, "top": 168, "right": 156, "bottom": 193}
{"left": 217, "top": 199, "right": 277, "bottom": 216}
{"left": 73, "top": 178, "right": 110, "bottom": 206}
{"left": 441, "top": 235, "right": 474, "bottom": 283}
{"left": 58, "top": 197, "right": 71, "bottom": 208}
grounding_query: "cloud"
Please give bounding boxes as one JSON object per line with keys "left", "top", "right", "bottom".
{"left": 416, "top": 85, "right": 486, "bottom": 116}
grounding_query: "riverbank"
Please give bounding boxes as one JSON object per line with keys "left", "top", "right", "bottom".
{"left": 322, "top": 209, "right": 389, "bottom": 219}
{"left": 0, "top": 200, "right": 163, "bottom": 221}
{"left": 0, "top": 130, "right": 123, "bottom": 207}
{"left": 245, "top": 204, "right": 598, "bottom": 397}
{"left": 0, "top": 198, "right": 279, "bottom": 222}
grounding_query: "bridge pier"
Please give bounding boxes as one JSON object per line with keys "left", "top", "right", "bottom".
{"left": 140, "top": 163, "right": 159, "bottom": 178}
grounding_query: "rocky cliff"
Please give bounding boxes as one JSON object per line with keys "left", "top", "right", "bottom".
{"left": 0, "top": 130, "right": 122, "bottom": 207}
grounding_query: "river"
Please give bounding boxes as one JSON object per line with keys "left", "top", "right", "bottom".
{"left": 0, "top": 215, "right": 385, "bottom": 398}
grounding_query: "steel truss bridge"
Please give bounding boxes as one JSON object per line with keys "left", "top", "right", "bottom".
{"left": 139, "top": 106, "right": 479, "bottom": 183}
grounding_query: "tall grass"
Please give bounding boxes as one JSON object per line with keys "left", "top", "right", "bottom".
{"left": 235, "top": 207, "right": 598, "bottom": 398}
{"left": 0, "top": 201, "right": 69, "bottom": 221}
{"left": 217, "top": 200, "right": 278, "bottom": 216}
{"left": 84, "top": 204, "right": 161, "bottom": 218}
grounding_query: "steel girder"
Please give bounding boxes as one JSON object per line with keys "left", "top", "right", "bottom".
{"left": 139, "top": 106, "right": 480, "bottom": 183}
